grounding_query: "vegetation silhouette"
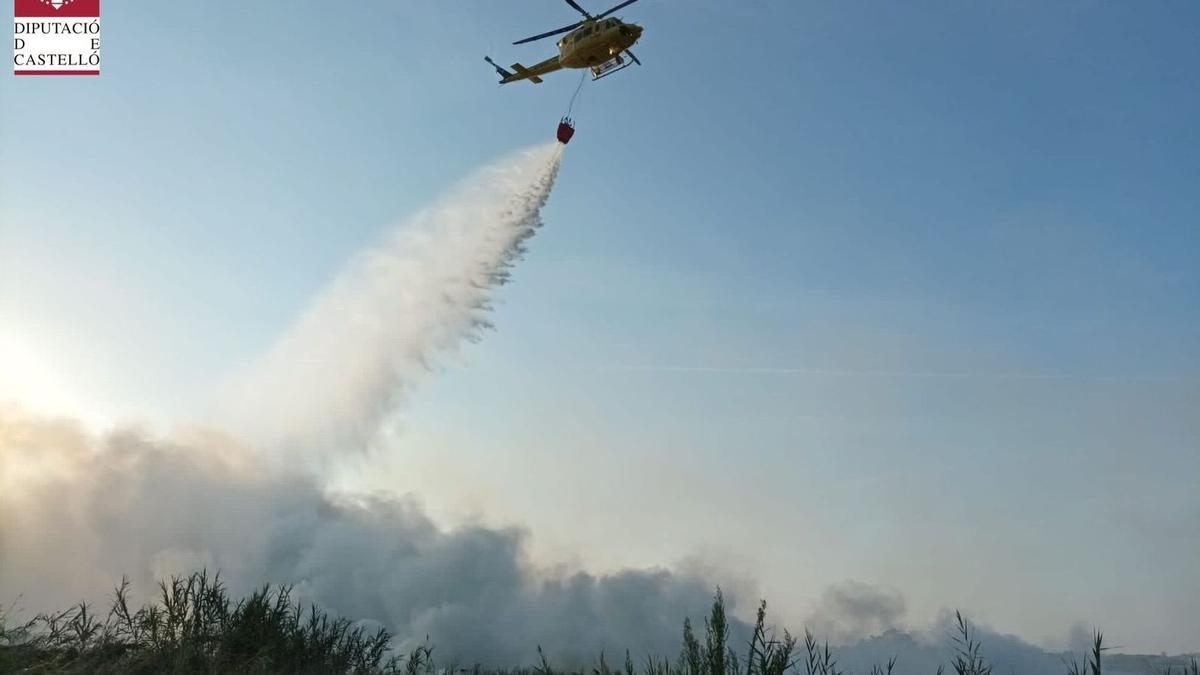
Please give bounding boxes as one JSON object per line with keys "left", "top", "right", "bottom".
{"left": 2, "top": 572, "right": 1196, "bottom": 675}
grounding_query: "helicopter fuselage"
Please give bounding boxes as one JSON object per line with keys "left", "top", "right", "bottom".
{"left": 556, "top": 18, "right": 643, "bottom": 69}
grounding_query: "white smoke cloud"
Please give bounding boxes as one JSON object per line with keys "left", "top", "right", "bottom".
{"left": 2, "top": 411, "right": 1181, "bottom": 670}
{"left": 806, "top": 580, "right": 907, "bottom": 644}
{"left": 0, "top": 409, "right": 732, "bottom": 665}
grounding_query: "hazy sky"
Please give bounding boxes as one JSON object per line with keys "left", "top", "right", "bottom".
{"left": 2, "top": 1, "right": 1198, "bottom": 654}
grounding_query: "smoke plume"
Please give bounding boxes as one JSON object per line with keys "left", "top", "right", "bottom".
{"left": 0, "top": 410, "right": 732, "bottom": 665}
{"left": 806, "top": 580, "right": 907, "bottom": 645}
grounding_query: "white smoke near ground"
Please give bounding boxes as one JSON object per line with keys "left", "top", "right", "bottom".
{"left": 224, "top": 142, "right": 564, "bottom": 456}
{"left": 0, "top": 414, "right": 1184, "bottom": 670}
{"left": 805, "top": 580, "right": 907, "bottom": 645}
{"left": 0, "top": 410, "right": 729, "bottom": 665}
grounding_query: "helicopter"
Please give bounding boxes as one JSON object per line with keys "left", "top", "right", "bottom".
{"left": 485, "top": 0, "right": 644, "bottom": 85}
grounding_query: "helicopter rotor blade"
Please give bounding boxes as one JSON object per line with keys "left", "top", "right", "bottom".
{"left": 625, "top": 48, "right": 641, "bottom": 65}
{"left": 564, "top": 0, "right": 593, "bottom": 18}
{"left": 513, "top": 21, "right": 584, "bottom": 45}
{"left": 596, "top": 0, "right": 640, "bottom": 19}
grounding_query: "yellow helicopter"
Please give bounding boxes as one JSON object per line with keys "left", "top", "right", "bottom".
{"left": 485, "top": 0, "right": 645, "bottom": 84}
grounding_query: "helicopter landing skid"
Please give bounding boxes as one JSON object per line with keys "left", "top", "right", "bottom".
{"left": 591, "top": 56, "right": 634, "bottom": 81}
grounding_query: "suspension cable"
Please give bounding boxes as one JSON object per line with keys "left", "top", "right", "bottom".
{"left": 565, "top": 69, "right": 587, "bottom": 118}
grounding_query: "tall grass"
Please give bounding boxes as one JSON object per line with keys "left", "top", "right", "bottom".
{"left": 2, "top": 573, "right": 1192, "bottom": 675}
{"left": 0, "top": 571, "right": 398, "bottom": 674}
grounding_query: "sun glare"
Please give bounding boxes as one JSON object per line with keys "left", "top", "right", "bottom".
{"left": 0, "top": 328, "right": 107, "bottom": 428}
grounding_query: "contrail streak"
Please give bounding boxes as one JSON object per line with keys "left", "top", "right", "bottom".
{"left": 583, "top": 364, "right": 1192, "bottom": 383}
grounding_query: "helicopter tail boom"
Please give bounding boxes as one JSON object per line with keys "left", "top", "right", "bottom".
{"left": 486, "top": 55, "right": 562, "bottom": 84}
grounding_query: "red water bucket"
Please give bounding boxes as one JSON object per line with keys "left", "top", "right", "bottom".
{"left": 556, "top": 118, "right": 575, "bottom": 144}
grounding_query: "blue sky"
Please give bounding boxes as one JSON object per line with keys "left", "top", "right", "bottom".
{"left": 2, "top": 0, "right": 1198, "bottom": 653}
